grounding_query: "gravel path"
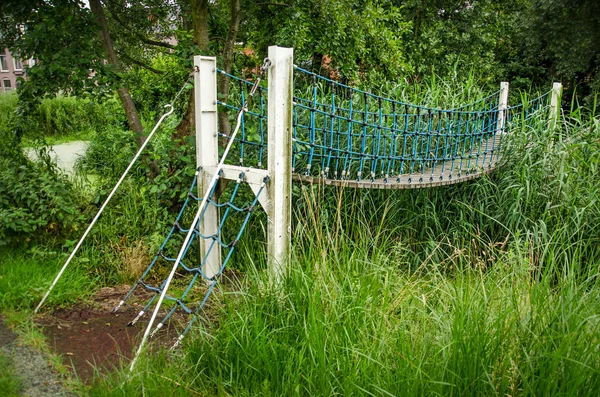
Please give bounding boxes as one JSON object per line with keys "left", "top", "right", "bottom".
{"left": 0, "top": 318, "right": 71, "bottom": 396}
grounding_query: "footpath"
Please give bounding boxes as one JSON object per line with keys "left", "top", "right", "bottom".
{"left": 0, "top": 317, "right": 70, "bottom": 396}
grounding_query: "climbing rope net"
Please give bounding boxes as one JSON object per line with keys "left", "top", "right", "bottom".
{"left": 114, "top": 170, "right": 266, "bottom": 348}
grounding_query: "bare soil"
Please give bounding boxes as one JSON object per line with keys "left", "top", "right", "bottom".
{"left": 36, "top": 285, "right": 185, "bottom": 385}
{"left": 33, "top": 272, "right": 241, "bottom": 386}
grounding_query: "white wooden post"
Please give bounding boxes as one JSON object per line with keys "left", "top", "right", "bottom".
{"left": 267, "top": 46, "right": 293, "bottom": 281}
{"left": 550, "top": 82, "right": 562, "bottom": 128}
{"left": 194, "top": 55, "right": 221, "bottom": 279}
{"left": 497, "top": 82, "right": 509, "bottom": 134}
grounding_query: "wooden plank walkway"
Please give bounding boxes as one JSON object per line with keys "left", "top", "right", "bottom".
{"left": 293, "top": 135, "right": 504, "bottom": 190}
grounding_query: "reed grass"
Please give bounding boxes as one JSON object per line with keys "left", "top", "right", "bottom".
{"left": 5, "top": 75, "right": 598, "bottom": 396}
{"left": 85, "top": 98, "right": 600, "bottom": 396}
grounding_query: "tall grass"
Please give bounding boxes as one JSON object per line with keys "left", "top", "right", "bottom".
{"left": 183, "top": 240, "right": 600, "bottom": 396}
{"left": 82, "top": 104, "right": 600, "bottom": 396}
{"left": 0, "top": 93, "right": 123, "bottom": 143}
{"left": 35, "top": 96, "right": 122, "bottom": 139}
{"left": 90, "top": 235, "right": 600, "bottom": 396}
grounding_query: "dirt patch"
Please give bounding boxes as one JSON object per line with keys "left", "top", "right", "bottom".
{"left": 36, "top": 285, "right": 186, "bottom": 384}
{"left": 35, "top": 275, "right": 238, "bottom": 385}
{"left": 0, "top": 318, "right": 17, "bottom": 348}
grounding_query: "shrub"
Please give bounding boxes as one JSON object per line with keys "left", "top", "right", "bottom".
{"left": 0, "top": 93, "right": 17, "bottom": 132}
{"left": 0, "top": 150, "right": 84, "bottom": 247}
{"left": 35, "top": 96, "right": 122, "bottom": 137}
{"left": 0, "top": 93, "right": 123, "bottom": 141}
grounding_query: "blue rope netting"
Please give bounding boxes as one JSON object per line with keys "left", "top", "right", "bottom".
{"left": 505, "top": 92, "right": 551, "bottom": 123}
{"left": 450, "top": 89, "right": 501, "bottom": 111}
{"left": 292, "top": 67, "right": 551, "bottom": 183}
{"left": 217, "top": 69, "right": 267, "bottom": 168}
{"left": 216, "top": 67, "right": 551, "bottom": 184}
{"left": 117, "top": 167, "right": 267, "bottom": 344}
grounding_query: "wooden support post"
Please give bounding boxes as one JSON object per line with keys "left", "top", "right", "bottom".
{"left": 550, "top": 82, "right": 562, "bottom": 128}
{"left": 267, "top": 46, "right": 293, "bottom": 282}
{"left": 497, "top": 82, "right": 509, "bottom": 134}
{"left": 194, "top": 55, "right": 221, "bottom": 279}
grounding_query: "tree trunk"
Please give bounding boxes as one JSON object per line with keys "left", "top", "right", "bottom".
{"left": 89, "top": 0, "right": 145, "bottom": 147}
{"left": 191, "top": 0, "right": 210, "bottom": 51}
{"left": 173, "top": 0, "right": 210, "bottom": 140}
{"left": 217, "top": 0, "right": 242, "bottom": 143}
{"left": 174, "top": 0, "right": 241, "bottom": 140}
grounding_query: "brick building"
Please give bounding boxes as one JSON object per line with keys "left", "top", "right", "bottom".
{"left": 0, "top": 48, "right": 27, "bottom": 93}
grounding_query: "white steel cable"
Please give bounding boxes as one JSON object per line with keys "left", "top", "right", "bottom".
{"left": 35, "top": 70, "right": 197, "bottom": 314}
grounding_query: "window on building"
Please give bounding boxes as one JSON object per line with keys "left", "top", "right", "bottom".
{"left": 0, "top": 51, "right": 8, "bottom": 72}
{"left": 2, "top": 79, "right": 12, "bottom": 92}
{"left": 13, "top": 58, "right": 23, "bottom": 71}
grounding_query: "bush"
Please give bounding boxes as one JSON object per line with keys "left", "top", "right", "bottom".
{"left": 0, "top": 150, "right": 84, "bottom": 247}
{"left": 76, "top": 125, "right": 138, "bottom": 177}
{"left": 1, "top": 93, "right": 123, "bottom": 141}
{"left": 0, "top": 94, "right": 17, "bottom": 139}
{"left": 78, "top": 121, "right": 197, "bottom": 212}
{"left": 34, "top": 96, "right": 123, "bottom": 137}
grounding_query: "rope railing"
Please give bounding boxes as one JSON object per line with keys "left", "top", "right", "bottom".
{"left": 449, "top": 89, "right": 502, "bottom": 111}
{"left": 293, "top": 66, "right": 499, "bottom": 114}
{"left": 506, "top": 92, "right": 551, "bottom": 123}
{"left": 292, "top": 67, "right": 551, "bottom": 185}
{"left": 213, "top": 65, "right": 551, "bottom": 187}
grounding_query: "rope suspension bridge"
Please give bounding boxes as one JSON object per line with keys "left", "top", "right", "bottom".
{"left": 34, "top": 46, "right": 562, "bottom": 371}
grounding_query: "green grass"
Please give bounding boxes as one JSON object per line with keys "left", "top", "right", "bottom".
{"left": 81, "top": 101, "right": 600, "bottom": 395}
{"left": 187, "top": 253, "right": 600, "bottom": 396}
{"left": 0, "top": 353, "right": 22, "bottom": 396}
{"left": 87, "top": 238, "right": 600, "bottom": 396}
{"left": 0, "top": 247, "right": 98, "bottom": 311}
{"left": 3, "top": 79, "right": 600, "bottom": 395}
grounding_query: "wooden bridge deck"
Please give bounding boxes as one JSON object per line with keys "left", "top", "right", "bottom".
{"left": 293, "top": 135, "right": 503, "bottom": 189}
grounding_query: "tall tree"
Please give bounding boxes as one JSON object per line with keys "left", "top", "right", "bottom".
{"left": 0, "top": 0, "right": 179, "bottom": 144}
{"left": 244, "top": 0, "right": 412, "bottom": 84}
{"left": 0, "top": 0, "right": 108, "bottom": 141}
{"left": 515, "top": 0, "right": 600, "bottom": 98}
